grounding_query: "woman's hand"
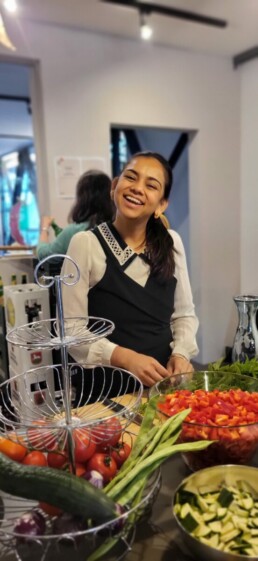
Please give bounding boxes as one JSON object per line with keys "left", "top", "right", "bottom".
{"left": 41, "top": 216, "right": 54, "bottom": 229}
{"left": 167, "top": 354, "right": 194, "bottom": 375}
{"left": 111, "top": 346, "right": 169, "bottom": 387}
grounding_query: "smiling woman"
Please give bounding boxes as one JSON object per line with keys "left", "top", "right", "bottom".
{"left": 61, "top": 151, "right": 199, "bottom": 390}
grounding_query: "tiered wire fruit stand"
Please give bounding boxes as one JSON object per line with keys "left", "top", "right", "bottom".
{"left": 0, "top": 255, "right": 161, "bottom": 561}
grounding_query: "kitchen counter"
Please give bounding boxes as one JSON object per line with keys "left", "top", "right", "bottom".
{"left": 126, "top": 454, "right": 193, "bottom": 561}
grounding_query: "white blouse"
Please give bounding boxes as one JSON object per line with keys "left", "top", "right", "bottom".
{"left": 61, "top": 226, "right": 199, "bottom": 365}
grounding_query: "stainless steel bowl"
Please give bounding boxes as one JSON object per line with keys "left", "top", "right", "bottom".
{"left": 172, "top": 464, "right": 258, "bottom": 561}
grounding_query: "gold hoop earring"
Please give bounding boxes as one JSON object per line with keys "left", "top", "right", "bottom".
{"left": 154, "top": 212, "right": 160, "bottom": 219}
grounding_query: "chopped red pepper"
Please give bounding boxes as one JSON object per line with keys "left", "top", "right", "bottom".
{"left": 159, "top": 389, "right": 258, "bottom": 427}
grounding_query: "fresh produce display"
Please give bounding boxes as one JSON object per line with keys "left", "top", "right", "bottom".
{"left": 159, "top": 388, "right": 258, "bottom": 469}
{"left": 154, "top": 371, "right": 258, "bottom": 470}
{"left": 174, "top": 478, "right": 258, "bottom": 556}
{"left": 0, "top": 397, "right": 211, "bottom": 559}
{"left": 0, "top": 452, "right": 118, "bottom": 524}
{"left": 103, "top": 399, "right": 210, "bottom": 506}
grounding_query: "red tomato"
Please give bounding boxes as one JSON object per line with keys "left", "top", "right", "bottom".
{"left": 0, "top": 435, "right": 27, "bottom": 462}
{"left": 87, "top": 453, "right": 117, "bottom": 483}
{"left": 110, "top": 441, "right": 131, "bottom": 467}
{"left": 47, "top": 451, "right": 67, "bottom": 469}
{"left": 27, "top": 420, "right": 57, "bottom": 451}
{"left": 92, "top": 417, "right": 122, "bottom": 448}
{"left": 73, "top": 430, "right": 96, "bottom": 463}
{"left": 39, "top": 502, "right": 62, "bottom": 517}
{"left": 23, "top": 451, "right": 47, "bottom": 467}
{"left": 69, "top": 463, "right": 87, "bottom": 477}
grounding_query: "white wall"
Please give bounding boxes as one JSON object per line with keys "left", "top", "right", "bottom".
{"left": 0, "top": 20, "right": 241, "bottom": 363}
{"left": 240, "top": 60, "right": 258, "bottom": 296}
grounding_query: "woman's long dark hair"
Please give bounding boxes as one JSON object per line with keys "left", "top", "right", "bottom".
{"left": 125, "top": 151, "right": 174, "bottom": 282}
{"left": 68, "top": 170, "right": 114, "bottom": 227}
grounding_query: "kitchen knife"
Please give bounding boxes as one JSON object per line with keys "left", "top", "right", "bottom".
{"left": 102, "top": 397, "right": 143, "bottom": 425}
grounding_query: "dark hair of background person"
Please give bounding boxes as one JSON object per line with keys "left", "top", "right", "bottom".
{"left": 125, "top": 151, "right": 174, "bottom": 282}
{"left": 68, "top": 170, "right": 114, "bottom": 228}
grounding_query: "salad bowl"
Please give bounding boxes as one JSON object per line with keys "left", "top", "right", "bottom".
{"left": 150, "top": 371, "right": 258, "bottom": 471}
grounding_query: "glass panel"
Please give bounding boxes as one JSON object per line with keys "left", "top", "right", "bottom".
{"left": 0, "top": 146, "right": 40, "bottom": 247}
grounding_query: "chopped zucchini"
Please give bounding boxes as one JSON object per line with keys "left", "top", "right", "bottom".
{"left": 194, "top": 524, "right": 211, "bottom": 538}
{"left": 209, "top": 521, "right": 222, "bottom": 533}
{"left": 241, "top": 497, "right": 254, "bottom": 510}
{"left": 180, "top": 512, "right": 199, "bottom": 532}
{"left": 220, "top": 529, "right": 240, "bottom": 543}
{"left": 199, "top": 484, "right": 219, "bottom": 495}
{"left": 218, "top": 487, "right": 234, "bottom": 507}
{"left": 174, "top": 477, "right": 258, "bottom": 557}
{"left": 216, "top": 507, "right": 227, "bottom": 519}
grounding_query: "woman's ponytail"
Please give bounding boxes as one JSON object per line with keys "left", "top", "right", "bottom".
{"left": 146, "top": 215, "right": 175, "bottom": 281}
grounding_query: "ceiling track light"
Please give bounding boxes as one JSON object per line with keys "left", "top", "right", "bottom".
{"left": 140, "top": 11, "right": 152, "bottom": 40}
{"left": 101, "top": 1, "right": 228, "bottom": 29}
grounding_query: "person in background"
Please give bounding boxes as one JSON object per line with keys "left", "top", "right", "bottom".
{"left": 37, "top": 170, "right": 113, "bottom": 260}
{"left": 61, "top": 152, "right": 198, "bottom": 387}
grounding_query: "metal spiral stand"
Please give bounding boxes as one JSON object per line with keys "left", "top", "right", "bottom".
{"left": 0, "top": 255, "right": 161, "bottom": 561}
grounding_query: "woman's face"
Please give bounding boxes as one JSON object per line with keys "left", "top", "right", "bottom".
{"left": 111, "top": 157, "right": 168, "bottom": 222}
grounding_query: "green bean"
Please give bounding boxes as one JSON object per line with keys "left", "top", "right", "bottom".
{"left": 139, "top": 409, "right": 191, "bottom": 462}
{"left": 86, "top": 536, "right": 118, "bottom": 561}
{"left": 104, "top": 398, "right": 160, "bottom": 494}
{"left": 107, "top": 439, "right": 211, "bottom": 500}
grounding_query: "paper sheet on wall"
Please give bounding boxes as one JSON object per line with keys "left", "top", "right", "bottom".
{"left": 55, "top": 157, "right": 81, "bottom": 198}
{"left": 55, "top": 156, "right": 107, "bottom": 198}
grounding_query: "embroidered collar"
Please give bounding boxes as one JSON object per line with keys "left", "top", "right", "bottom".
{"left": 97, "top": 223, "right": 135, "bottom": 266}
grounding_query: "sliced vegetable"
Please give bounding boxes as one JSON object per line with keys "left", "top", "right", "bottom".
{"left": 174, "top": 478, "right": 258, "bottom": 556}
{"left": 159, "top": 388, "right": 258, "bottom": 426}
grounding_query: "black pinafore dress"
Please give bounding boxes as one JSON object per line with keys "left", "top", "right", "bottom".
{"left": 72, "top": 223, "right": 177, "bottom": 400}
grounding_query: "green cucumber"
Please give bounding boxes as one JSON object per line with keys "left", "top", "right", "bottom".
{"left": 0, "top": 453, "right": 117, "bottom": 523}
